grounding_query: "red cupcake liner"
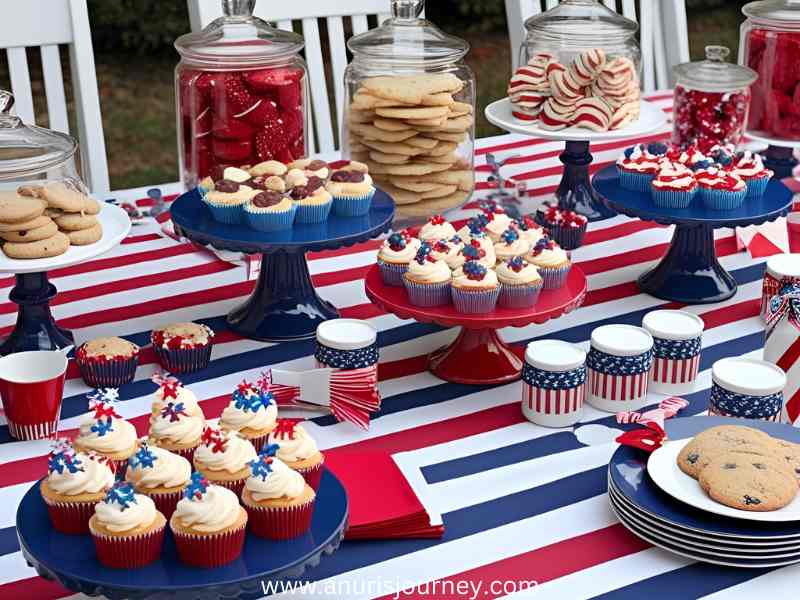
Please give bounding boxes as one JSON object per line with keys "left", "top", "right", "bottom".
{"left": 243, "top": 431, "right": 271, "bottom": 454}
{"left": 147, "top": 489, "right": 184, "bottom": 520}
{"left": 172, "top": 524, "right": 246, "bottom": 568}
{"left": 207, "top": 476, "right": 246, "bottom": 498}
{"left": 245, "top": 498, "right": 314, "bottom": 540}
{"left": 156, "top": 444, "right": 198, "bottom": 463}
{"left": 45, "top": 498, "right": 97, "bottom": 534}
{"left": 91, "top": 523, "right": 165, "bottom": 569}
{"left": 76, "top": 348, "right": 139, "bottom": 388}
{"left": 296, "top": 459, "right": 323, "bottom": 491}
{"left": 153, "top": 343, "right": 212, "bottom": 374}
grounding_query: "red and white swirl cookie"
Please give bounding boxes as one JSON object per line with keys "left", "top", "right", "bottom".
{"left": 572, "top": 49, "right": 607, "bottom": 86}
{"left": 539, "top": 97, "right": 577, "bottom": 130}
{"left": 548, "top": 64, "right": 584, "bottom": 103}
{"left": 572, "top": 97, "right": 612, "bottom": 132}
{"left": 609, "top": 101, "right": 640, "bottom": 130}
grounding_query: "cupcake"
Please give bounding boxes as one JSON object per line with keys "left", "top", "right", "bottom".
{"left": 327, "top": 162, "right": 375, "bottom": 216}
{"left": 290, "top": 181, "right": 333, "bottom": 224}
{"left": 539, "top": 206, "right": 588, "bottom": 250}
{"left": 419, "top": 215, "right": 457, "bottom": 243}
{"left": 402, "top": 243, "right": 452, "bottom": 307}
{"left": 125, "top": 440, "right": 191, "bottom": 519}
{"left": 732, "top": 151, "right": 773, "bottom": 199}
{"left": 267, "top": 420, "right": 325, "bottom": 490}
{"left": 515, "top": 214, "right": 547, "bottom": 247}
{"left": 496, "top": 256, "right": 543, "bottom": 308}
{"left": 526, "top": 237, "right": 572, "bottom": 289}
{"left": 456, "top": 214, "right": 489, "bottom": 243}
{"left": 244, "top": 190, "right": 297, "bottom": 232}
{"left": 289, "top": 158, "right": 330, "bottom": 180}
{"left": 666, "top": 143, "right": 710, "bottom": 171}
{"left": 696, "top": 167, "right": 747, "bottom": 210}
{"left": 218, "top": 379, "right": 278, "bottom": 451}
{"left": 148, "top": 400, "right": 205, "bottom": 461}
{"left": 170, "top": 473, "right": 248, "bottom": 568}
{"left": 430, "top": 236, "right": 464, "bottom": 267}
{"left": 616, "top": 144, "right": 662, "bottom": 192}
{"left": 40, "top": 440, "right": 116, "bottom": 534}
{"left": 76, "top": 337, "right": 140, "bottom": 388}
{"left": 377, "top": 231, "right": 421, "bottom": 286}
{"left": 451, "top": 261, "right": 500, "bottom": 313}
{"left": 285, "top": 168, "right": 309, "bottom": 189}
{"left": 193, "top": 426, "right": 257, "bottom": 497}
{"left": 89, "top": 482, "right": 166, "bottom": 569}
{"left": 73, "top": 391, "right": 138, "bottom": 475}
{"left": 202, "top": 179, "right": 256, "bottom": 225}
{"left": 449, "top": 238, "right": 496, "bottom": 270}
{"left": 651, "top": 163, "right": 697, "bottom": 209}
{"left": 241, "top": 445, "right": 315, "bottom": 540}
{"left": 150, "top": 375, "right": 205, "bottom": 423}
{"left": 151, "top": 322, "right": 214, "bottom": 374}
{"left": 483, "top": 207, "right": 515, "bottom": 243}
{"left": 494, "top": 228, "right": 530, "bottom": 263}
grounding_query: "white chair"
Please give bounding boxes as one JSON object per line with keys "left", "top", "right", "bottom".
{"left": 0, "top": 0, "right": 109, "bottom": 195}
{"left": 188, "top": 0, "right": 393, "bottom": 155}
{"left": 505, "top": 0, "right": 690, "bottom": 92}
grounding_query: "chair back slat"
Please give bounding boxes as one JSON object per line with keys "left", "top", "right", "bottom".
{"left": 352, "top": 14, "right": 370, "bottom": 35}
{"left": 40, "top": 45, "right": 69, "bottom": 134}
{"left": 326, "top": 16, "right": 350, "bottom": 138}
{"left": 621, "top": 0, "right": 636, "bottom": 20}
{"left": 276, "top": 19, "right": 294, "bottom": 32}
{"left": 652, "top": 5, "right": 670, "bottom": 89}
{"left": 6, "top": 48, "right": 35, "bottom": 124}
{"left": 301, "top": 17, "right": 335, "bottom": 154}
{"left": 0, "top": 0, "right": 73, "bottom": 48}
{"left": 639, "top": 0, "right": 655, "bottom": 92}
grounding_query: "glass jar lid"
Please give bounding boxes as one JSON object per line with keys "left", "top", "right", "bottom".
{"left": 673, "top": 45, "right": 757, "bottom": 92}
{"left": 523, "top": 0, "right": 638, "bottom": 44}
{"left": 347, "top": 0, "right": 469, "bottom": 66}
{"left": 174, "top": 0, "right": 304, "bottom": 67}
{"left": 743, "top": 0, "right": 800, "bottom": 24}
{"left": 0, "top": 91, "right": 77, "bottom": 180}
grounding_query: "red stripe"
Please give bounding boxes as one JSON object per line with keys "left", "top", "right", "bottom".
{"left": 0, "top": 576, "right": 69, "bottom": 599}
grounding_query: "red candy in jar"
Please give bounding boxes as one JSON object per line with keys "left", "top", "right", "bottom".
{"left": 671, "top": 46, "right": 756, "bottom": 153}
{"left": 174, "top": 0, "right": 308, "bottom": 188}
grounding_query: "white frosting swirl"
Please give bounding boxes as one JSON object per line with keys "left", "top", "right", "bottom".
{"left": 405, "top": 256, "right": 452, "bottom": 283}
{"left": 496, "top": 260, "right": 542, "bottom": 284}
{"left": 194, "top": 431, "right": 257, "bottom": 473}
{"left": 652, "top": 165, "right": 696, "bottom": 191}
{"left": 76, "top": 412, "right": 137, "bottom": 455}
{"left": 452, "top": 266, "right": 499, "bottom": 288}
{"left": 47, "top": 453, "right": 115, "bottom": 496}
{"left": 245, "top": 457, "right": 307, "bottom": 501}
{"left": 172, "top": 485, "right": 240, "bottom": 533}
{"left": 152, "top": 386, "right": 204, "bottom": 419}
{"left": 150, "top": 409, "right": 204, "bottom": 445}
{"left": 485, "top": 214, "right": 514, "bottom": 241}
{"left": 126, "top": 445, "right": 191, "bottom": 490}
{"left": 219, "top": 398, "right": 277, "bottom": 433}
{"left": 518, "top": 227, "right": 545, "bottom": 246}
{"left": 267, "top": 424, "right": 319, "bottom": 463}
{"left": 430, "top": 239, "right": 463, "bottom": 265}
{"left": 494, "top": 237, "right": 530, "bottom": 261}
{"left": 378, "top": 237, "right": 421, "bottom": 264}
{"left": 527, "top": 245, "right": 569, "bottom": 268}
{"left": 94, "top": 492, "right": 158, "bottom": 533}
{"left": 418, "top": 219, "right": 457, "bottom": 242}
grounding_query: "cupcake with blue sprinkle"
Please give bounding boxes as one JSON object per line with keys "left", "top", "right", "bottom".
{"left": 651, "top": 163, "right": 697, "bottom": 209}
{"left": 378, "top": 231, "right": 421, "bottom": 286}
{"left": 616, "top": 144, "right": 662, "bottom": 192}
{"left": 451, "top": 261, "right": 500, "bottom": 314}
{"left": 496, "top": 256, "right": 543, "bottom": 308}
{"left": 403, "top": 242, "right": 452, "bottom": 307}
{"left": 525, "top": 236, "right": 571, "bottom": 289}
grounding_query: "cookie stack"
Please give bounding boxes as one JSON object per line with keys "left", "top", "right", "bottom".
{"left": 0, "top": 182, "right": 102, "bottom": 259}
{"left": 346, "top": 73, "right": 475, "bottom": 217}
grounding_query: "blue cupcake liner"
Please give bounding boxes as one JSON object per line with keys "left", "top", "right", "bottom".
{"left": 617, "top": 169, "right": 655, "bottom": 193}
{"left": 332, "top": 189, "right": 375, "bottom": 217}
{"left": 295, "top": 199, "right": 333, "bottom": 224}
{"left": 403, "top": 276, "right": 451, "bottom": 307}
{"left": 538, "top": 262, "right": 572, "bottom": 290}
{"left": 651, "top": 188, "right": 695, "bottom": 209}
{"left": 77, "top": 353, "right": 139, "bottom": 388}
{"left": 498, "top": 280, "right": 543, "bottom": 309}
{"left": 378, "top": 259, "right": 408, "bottom": 287}
{"left": 244, "top": 204, "right": 297, "bottom": 232}
{"left": 153, "top": 343, "right": 212, "bottom": 374}
{"left": 205, "top": 199, "right": 245, "bottom": 225}
{"left": 744, "top": 175, "right": 770, "bottom": 199}
{"left": 700, "top": 187, "right": 746, "bottom": 211}
{"left": 548, "top": 223, "right": 587, "bottom": 251}
{"left": 452, "top": 285, "right": 500, "bottom": 314}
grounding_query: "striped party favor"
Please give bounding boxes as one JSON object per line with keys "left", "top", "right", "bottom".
{"left": 761, "top": 254, "right": 800, "bottom": 321}
{"left": 642, "top": 310, "right": 704, "bottom": 394}
{"left": 521, "top": 340, "right": 587, "bottom": 428}
{"left": 708, "top": 357, "right": 786, "bottom": 422}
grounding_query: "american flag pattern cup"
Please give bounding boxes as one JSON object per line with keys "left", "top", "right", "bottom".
{"left": 642, "top": 310, "right": 704, "bottom": 394}
{"left": 521, "top": 340, "right": 586, "bottom": 428}
{"left": 764, "top": 283, "right": 800, "bottom": 425}
{"left": 761, "top": 254, "right": 800, "bottom": 321}
{"left": 709, "top": 357, "right": 786, "bottom": 423}
{"left": 314, "top": 319, "right": 379, "bottom": 370}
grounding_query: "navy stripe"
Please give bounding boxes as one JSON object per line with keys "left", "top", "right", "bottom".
{"left": 0, "top": 526, "right": 17, "bottom": 556}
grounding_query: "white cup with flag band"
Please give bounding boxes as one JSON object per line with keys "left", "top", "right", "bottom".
{"left": 314, "top": 319, "right": 379, "bottom": 370}
{"left": 761, "top": 254, "right": 800, "bottom": 321}
{"left": 521, "top": 340, "right": 587, "bottom": 428}
{"left": 708, "top": 357, "right": 786, "bottom": 422}
{"left": 764, "top": 283, "right": 800, "bottom": 425}
{"left": 586, "top": 324, "right": 654, "bottom": 413}
{"left": 642, "top": 309, "right": 704, "bottom": 395}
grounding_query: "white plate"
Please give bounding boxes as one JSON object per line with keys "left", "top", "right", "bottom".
{"left": 648, "top": 438, "right": 800, "bottom": 523}
{"left": 0, "top": 202, "right": 131, "bottom": 274}
{"left": 743, "top": 130, "right": 800, "bottom": 150}
{"left": 484, "top": 97, "right": 669, "bottom": 142}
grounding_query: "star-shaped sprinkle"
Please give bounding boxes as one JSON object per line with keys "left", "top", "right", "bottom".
{"left": 160, "top": 401, "right": 187, "bottom": 422}
{"left": 500, "top": 228, "right": 519, "bottom": 245}
{"left": 104, "top": 481, "right": 137, "bottom": 511}
{"left": 151, "top": 373, "right": 181, "bottom": 400}
{"left": 201, "top": 426, "right": 228, "bottom": 453}
{"left": 48, "top": 441, "right": 84, "bottom": 475}
{"left": 429, "top": 215, "right": 446, "bottom": 225}
{"left": 128, "top": 441, "right": 157, "bottom": 469}
{"left": 91, "top": 417, "right": 115, "bottom": 437}
{"left": 507, "top": 256, "right": 526, "bottom": 272}
{"left": 462, "top": 261, "right": 487, "bottom": 281}
{"left": 272, "top": 418, "right": 299, "bottom": 440}
{"left": 184, "top": 472, "right": 209, "bottom": 500}
{"left": 414, "top": 242, "right": 435, "bottom": 265}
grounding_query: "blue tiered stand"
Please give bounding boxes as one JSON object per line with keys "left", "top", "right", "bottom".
{"left": 593, "top": 164, "right": 793, "bottom": 304}
{"left": 171, "top": 188, "right": 394, "bottom": 342}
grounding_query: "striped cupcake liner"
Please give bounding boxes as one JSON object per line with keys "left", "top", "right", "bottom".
{"left": 498, "top": 280, "right": 543, "bottom": 308}
{"left": 77, "top": 352, "right": 139, "bottom": 388}
{"left": 295, "top": 199, "right": 333, "bottom": 224}
{"left": 204, "top": 199, "right": 245, "bottom": 225}
{"left": 744, "top": 175, "right": 770, "bottom": 199}
{"left": 403, "top": 277, "right": 452, "bottom": 307}
{"left": 244, "top": 497, "right": 315, "bottom": 540}
{"left": 700, "top": 187, "right": 746, "bottom": 211}
{"left": 294, "top": 459, "right": 324, "bottom": 491}
{"left": 651, "top": 188, "right": 695, "bottom": 209}
{"left": 172, "top": 522, "right": 247, "bottom": 568}
{"left": 205, "top": 476, "right": 247, "bottom": 498}
{"left": 539, "top": 263, "right": 572, "bottom": 290}
{"left": 378, "top": 259, "right": 408, "bottom": 287}
{"left": 617, "top": 169, "right": 655, "bottom": 193}
{"left": 451, "top": 286, "right": 500, "bottom": 314}
{"left": 91, "top": 521, "right": 165, "bottom": 569}
{"left": 44, "top": 497, "right": 98, "bottom": 534}
{"left": 244, "top": 204, "right": 297, "bottom": 232}
{"left": 332, "top": 189, "right": 375, "bottom": 217}
{"left": 153, "top": 342, "right": 212, "bottom": 374}
{"left": 145, "top": 489, "right": 184, "bottom": 520}
{"left": 548, "top": 223, "right": 587, "bottom": 251}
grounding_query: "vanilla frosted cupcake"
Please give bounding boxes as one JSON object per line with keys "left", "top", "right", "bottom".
{"left": 419, "top": 215, "right": 457, "bottom": 242}
{"left": 515, "top": 215, "right": 547, "bottom": 246}
{"left": 150, "top": 377, "right": 205, "bottom": 423}
{"left": 126, "top": 440, "right": 191, "bottom": 519}
{"left": 267, "top": 420, "right": 325, "bottom": 490}
{"left": 377, "top": 231, "right": 421, "bottom": 286}
{"left": 494, "top": 228, "right": 530, "bottom": 263}
{"left": 651, "top": 163, "right": 697, "bottom": 209}
{"left": 497, "top": 256, "right": 543, "bottom": 308}
{"left": 74, "top": 392, "right": 137, "bottom": 474}
{"left": 457, "top": 215, "right": 489, "bottom": 243}
{"left": 218, "top": 380, "right": 278, "bottom": 450}
{"left": 430, "top": 236, "right": 464, "bottom": 268}
{"left": 449, "top": 238, "right": 496, "bottom": 270}
{"left": 483, "top": 208, "right": 515, "bottom": 242}
{"left": 193, "top": 426, "right": 258, "bottom": 496}
{"left": 402, "top": 243, "right": 452, "bottom": 307}
{"left": 149, "top": 400, "right": 205, "bottom": 461}
{"left": 526, "top": 237, "right": 571, "bottom": 289}
{"left": 451, "top": 261, "right": 500, "bottom": 313}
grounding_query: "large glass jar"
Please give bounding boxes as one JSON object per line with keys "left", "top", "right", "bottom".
{"left": 741, "top": 0, "right": 800, "bottom": 142}
{"left": 175, "top": 0, "right": 309, "bottom": 189}
{"left": 342, "top": 0, "right": 476, "bottom": 220}
{"left": 672, "top": 46, "right": 756, "bottom": 152}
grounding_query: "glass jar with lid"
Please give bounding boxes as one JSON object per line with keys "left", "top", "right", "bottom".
{"left": 343, "top": 0, "right": 476, "bottom": 219}
{"left": 672, "top": 45, "right": 756, "bottom": 152}
{"left": 740, "top": 0, "right": 800, "bottom": 142}
{"left": 174, "top": 0, "right": 309, "bottom": 189}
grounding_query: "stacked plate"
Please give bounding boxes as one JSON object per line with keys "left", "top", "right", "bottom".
{"left": 608, "top": 415, "right": 800, "bottom": 567}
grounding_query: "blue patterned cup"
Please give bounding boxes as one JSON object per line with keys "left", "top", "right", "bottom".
{"left": 642, "top": 310, "right": 704, "bottom": 394}
{"left": 522, "top": 340, "right": 587, "bottom": 428}
{"left": 314, "top": 319, "right": 379, "bottom": 370}
{"left": 708, "top": 357, "right": 786, "bottom": 422}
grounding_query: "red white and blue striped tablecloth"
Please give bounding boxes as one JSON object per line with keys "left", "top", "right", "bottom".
{"left": 1, "top": 91, "right": 793, "bottom": 599}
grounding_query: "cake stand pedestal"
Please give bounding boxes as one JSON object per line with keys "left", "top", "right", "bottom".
{"left": 365, "top": 265, "right": 587, "bottom": 384}
{"left": 171, "top": 189, "right": 394, "bottom": 342}
{"left": 484, "top": 98, "right": 669, "bottom": 221}
{"left": 593, "top": 164, "right": 793, "bottom": 304}
{"left": 0, "top": 202, "right": 131, "bottom": 354}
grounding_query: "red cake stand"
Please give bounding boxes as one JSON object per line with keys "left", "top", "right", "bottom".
{"left": 364, "top": 265, "right": 587, "bottom": 385}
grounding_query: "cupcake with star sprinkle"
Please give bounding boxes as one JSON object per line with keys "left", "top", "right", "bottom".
{"left": 192, "top": 426, "right": 257, "bottom": 497}
{"left": 170, "top": 472, "right": 248, "bottom": 568}
{"left": 218, "top": 378, "right": 278, "bottom": 451}
{"left": 148, "top": 398, "right": 206, "bottom": 462}
{"left": 267, "top": 419, "right": 325, "bottom": 490}
{"left": 494, "top": 228, "right": 530, "bottom": 263}
{"left": 525, "top": 236, "right": 572, "bottom": 289}
{"left": 449, "top": 238, "right": 496, "bottom": 270}
{"left": 241, "top": 444, "right": 316, "bottom": 539}
{"left": 482, "top": 205, "right": 515, "bottom": 243}
{"left": 539, "top": 205, "right": 588, "bottom": 250}
{"left": 497, "top": 257, "right": 543, "bottom": 308}
{"left": 430, "top": 236, "right": 464, "bottom": 269}
{"left": 73, "top": 389, "right": 137, "bottom": 475}
{"left": 377, "top": 231, "right": 420, "bottom": 286}
{"left": 515, "top": 215, "right": 546, "bottom": 247}
{"left": 403, "top": 242, "right": 452, "bottom": 307}
{"left": 451, "top": 261, "right": 501, "bottom": 313}
{"left": 89, "top": 481, "right": 167, "bottom": 569}
{"left": 125, "top": 439, "right": 191, "bottom": 518}
{"left": 418, "top": 215, "right": 457, "bottom": 242}
{"left": 150, "top": 374, "right": 205, "bottom": 423}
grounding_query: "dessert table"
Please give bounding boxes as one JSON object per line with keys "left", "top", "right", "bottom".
{"left": 0, "top": 91, "right": 795, "bottom": 599}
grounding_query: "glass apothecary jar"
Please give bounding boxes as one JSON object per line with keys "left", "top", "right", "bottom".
{"left": 672, "top": 46, "right": 756, "bottom": 152}
{"left": 343, "top": 0, "right": 476, "bottom": 217}
{"left": 175, "top": 0, "right": 309, "bottom": 188}
{"left": 741, "top": 0, "right": 800, "bottom": 142}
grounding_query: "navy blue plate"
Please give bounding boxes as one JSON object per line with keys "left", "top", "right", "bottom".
{"left": 17, "top": 469, "right": 348, "bottom": 600}
{"left": 609, "top": 416, "right": 800, "bottom": 539}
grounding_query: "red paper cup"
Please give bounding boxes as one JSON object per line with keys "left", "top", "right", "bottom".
{"left": 244, "top": 498, "right": 314, "bottom": 540}
{"left": 146, "top": 490, "right": 184, "bottom": 520}
{"left": 0, "top": 350, "right": 68, "bottom": 440}
{"left": 788, "top": 212, "right": 800, "bottom": 253}
{"left": 44, "top": 498, "right": 98, "bottom": 534}
{"left": 91, "top": 521, "right": 165, "bottom": 569}
{"left": 208, "top": 477, "right": 246, "bottom": 498}
{"left": 172, "top": 524, "right": 246, "bottom": 568}
{"left": 296, "top": 459, "right": 323, "bottom": 491}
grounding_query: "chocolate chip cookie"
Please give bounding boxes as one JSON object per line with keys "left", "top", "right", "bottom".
{"left": 677, "top": 425, "right": 774, "bottom": 479}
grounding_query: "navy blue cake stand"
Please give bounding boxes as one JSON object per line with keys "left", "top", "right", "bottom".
{"left": 171, "top": 189, "right": 394, "bottom": 342}
{"left": 17, "top": 469, "right": 348, "bottom": 600}
{"left": 593, "top": 165, "right": 793, "bottom": 304}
